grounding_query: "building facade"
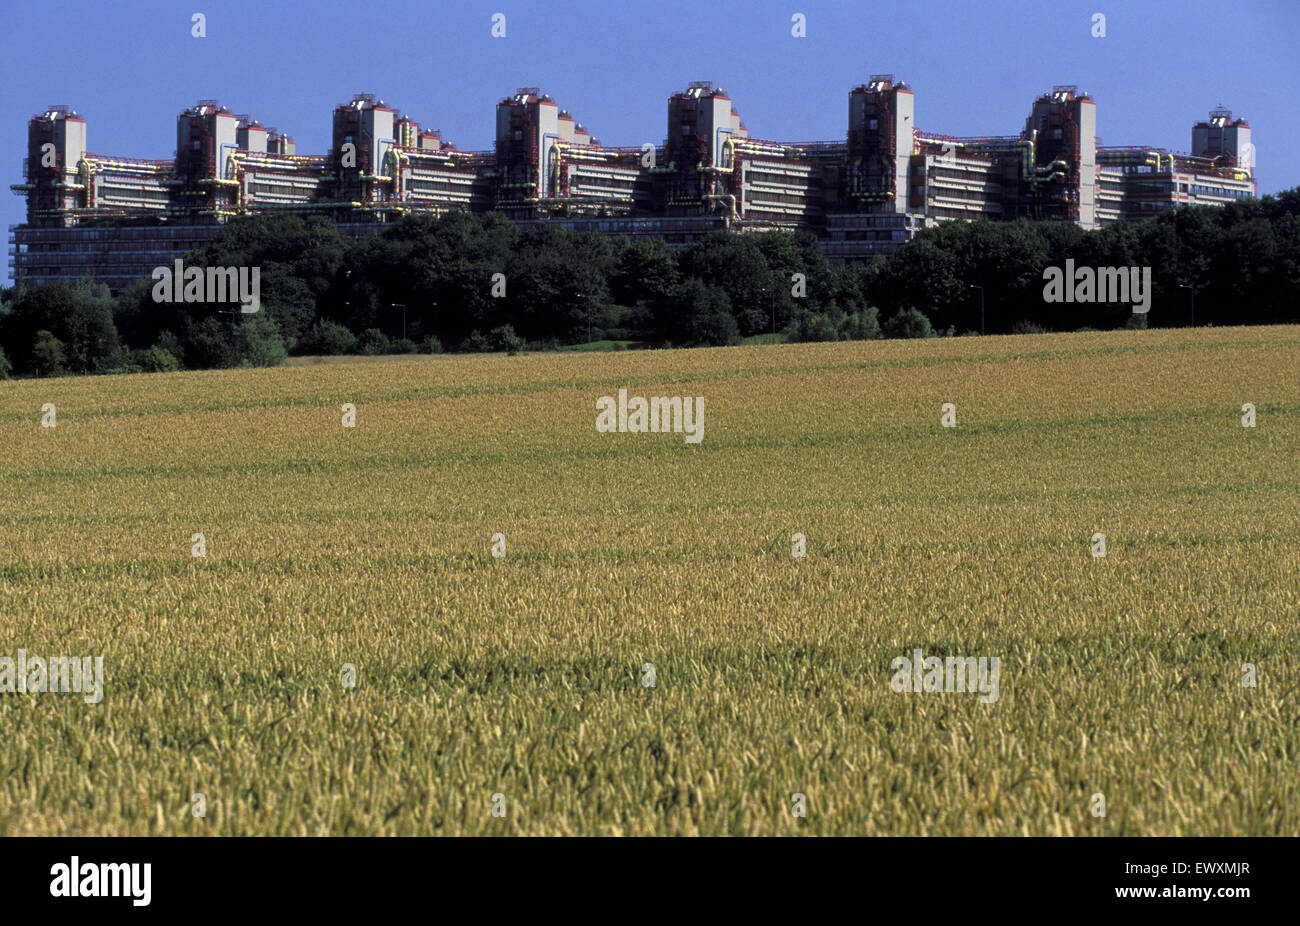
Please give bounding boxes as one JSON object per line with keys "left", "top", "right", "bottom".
{"left": 10, "top": 80, "right": 1256, "bottom": 291}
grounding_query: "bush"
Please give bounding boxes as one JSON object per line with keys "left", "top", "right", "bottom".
{"left": 300, "top": 319, "right": 357, "bottom": 355}
{"left": 787, "top": 302, "right": 880, "bottom": 343}
{"left": 1011, "top": 320, "right": 1049, "bottom": 335}
{"left": 882, "top": 307, "right": 935, "bottom": 339}
{"left": 792, "top": 311, "right": 840, "bottom": 342}
{"left": 680, "top": 281, "right": 739, "bottom": 346}
{"left": 844, "top": 306, "right": 881, "bottom": 341}
{"left": 32, "top": 330, "right": 66, "bottom": 377}
{"left": 156, "top": 329, "right": 184, "bottom": 364}
{"left": 691, "top": 305, "right": 740, "bottom": 346}
{"left": 236, "top": 313, "right": 288, "bottom": 367}
{"left": 137, "top": 345, "right": 180, "bottom": 373}
{"left": 458, "top": 330, "right": 491, "bottom": 353}
{"left": 391, "top": 337, "right": 418, "bottom": 355}
{"left": 419, "top": 335, "right": 443, "bottom": 354}
{"left": 185, "top": 317, "right": 237, "bottom": 369}
{"left": 488, "top": 324, "right": 524, "bottom": 355}
{"left": 1124, "top": 312, "right": 1149, "bottom": 330}
{"left": 0, "top": 345, "right": 10, "bottom": 380}
{"left": 357, "top": 328, "right": 391, "bottom": 355}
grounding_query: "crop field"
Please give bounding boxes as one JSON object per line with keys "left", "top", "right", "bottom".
{"left": 1, "top": 325, "right": 1298, "bottom": 836}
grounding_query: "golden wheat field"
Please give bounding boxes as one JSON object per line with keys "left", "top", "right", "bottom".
{"left": 1, "top": 325, "right": 1298, "bottom": 836}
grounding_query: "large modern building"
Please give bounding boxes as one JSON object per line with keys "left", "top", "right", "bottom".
{"left": 10, "top": 80, "right": 1255, "bottom": 290}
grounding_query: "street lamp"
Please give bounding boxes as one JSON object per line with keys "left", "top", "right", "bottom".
{"left": 1178, "top": 283, "right": 1195, "bottom": 328}
{"left": 217, "top": 303, "right": 243, "bottom": 332}
{"left": 576, "top": 291, "right": 590, "bottom": 343}
{"left": 390, "top": 302, "right": 407, "bottom": 341}
{"left": 345, "top": 298, "right": 407, "bottom": 341}
{"left": 969, "top": 284, "right": 985, "bottom": 336}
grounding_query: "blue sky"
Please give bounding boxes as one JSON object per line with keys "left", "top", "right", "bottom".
{"left": 4, "top": 0, "right": 1298, "bottom": 283}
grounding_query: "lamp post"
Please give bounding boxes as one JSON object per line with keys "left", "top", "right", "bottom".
{"left": 217, "top": 303, "right": 242, "bottom": 333}
{"left": 757, "top": 285, "right": 772, "bottom": 337}
{"left": 576, "top": 291, "right": 589, "bottom": 344}
{"left": 390, "top": 302, "right": 407, "bottom": 341}
{"left": 969, "top": 284, "right": 985, "bottom": 336}
{"left": 1178, "top": 283, "right": 1195, "bottom": 328}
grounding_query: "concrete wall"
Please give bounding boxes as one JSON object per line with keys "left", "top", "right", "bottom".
{"left": 1076, "top": 99, "right": 1097, "bottom": 228}
{"left": 535, "top": 101, "right": 559, "bottom": 196}
{"left": 362, "top": 106, "right": 395, "bottom": 175}
{"left": 892, "top": 89, "right": 914, "bottom": 213}
{"left": 238, "top": 124, "right": 268, "bottom": 153}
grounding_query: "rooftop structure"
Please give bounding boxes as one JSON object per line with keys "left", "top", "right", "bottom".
{"left": 11, "top": 83, "right": 1256, "bottom": 289}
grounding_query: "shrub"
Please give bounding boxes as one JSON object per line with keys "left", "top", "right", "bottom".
{"left": 0, "top": 345, "right": 11, "bottom": 380}
{"left": 459, "top": 330, "right": 491, "bottom": 353}
{"left": 32, "top": 330, "right": 66, "bottom": 377}
{"left": 155, "top": 330, "right": 185, "bottom": 364}
{"left": 300, "top": 319, "right": 357, "bottom": 355}
{"left": 843, "top": 306, "right": 881, "bottom": 341}
{"left": 792, "top": 312, "right": 840, "bottom": 342}
{"left": 692, "top": 306, "right": 740, "bottom": 346}
{"left": 236, "top": 314, "right": 288, "bottom": 367}
{"left": 185, "top": 317, "right": 237, "bottom": 369}
{"left": 357, "top": 328, "right": 392, "bottom": 355}
{"left": 488, "top": 324, "right": 524, "bottom": 355}
{"left": 1011, "top": 320, "right": 1049, "bottom": 335}
{"left": 110, "top": 358, "right": 143, "bottom": 375}
{"left": 419, "top": 335, "right": 444, "bottom": 354}
{"left": 391, "top": 337, "right": 418, "bottom": 355}
{"left": 138, "top": 345, "right": 180, "bottom": 373}
{"left": 882, "top": 307, "right": 935, "bottom": 340}
{"left": 681, "top": 281, "right": 739, "bottom": 347}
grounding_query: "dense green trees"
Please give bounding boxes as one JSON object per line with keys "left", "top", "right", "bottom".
{"left": 2, "top": 188, "right": 1297, "bottom": 377}
{"left": 0, "top": 280, "right": 120, "bottom": 376}
{"left": 869, "top": 192, "right": 1300, "bottom": 332}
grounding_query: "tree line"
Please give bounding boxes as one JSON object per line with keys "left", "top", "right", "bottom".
{"left": 1, "top": 187, "right": 1297, "bottom": 378}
